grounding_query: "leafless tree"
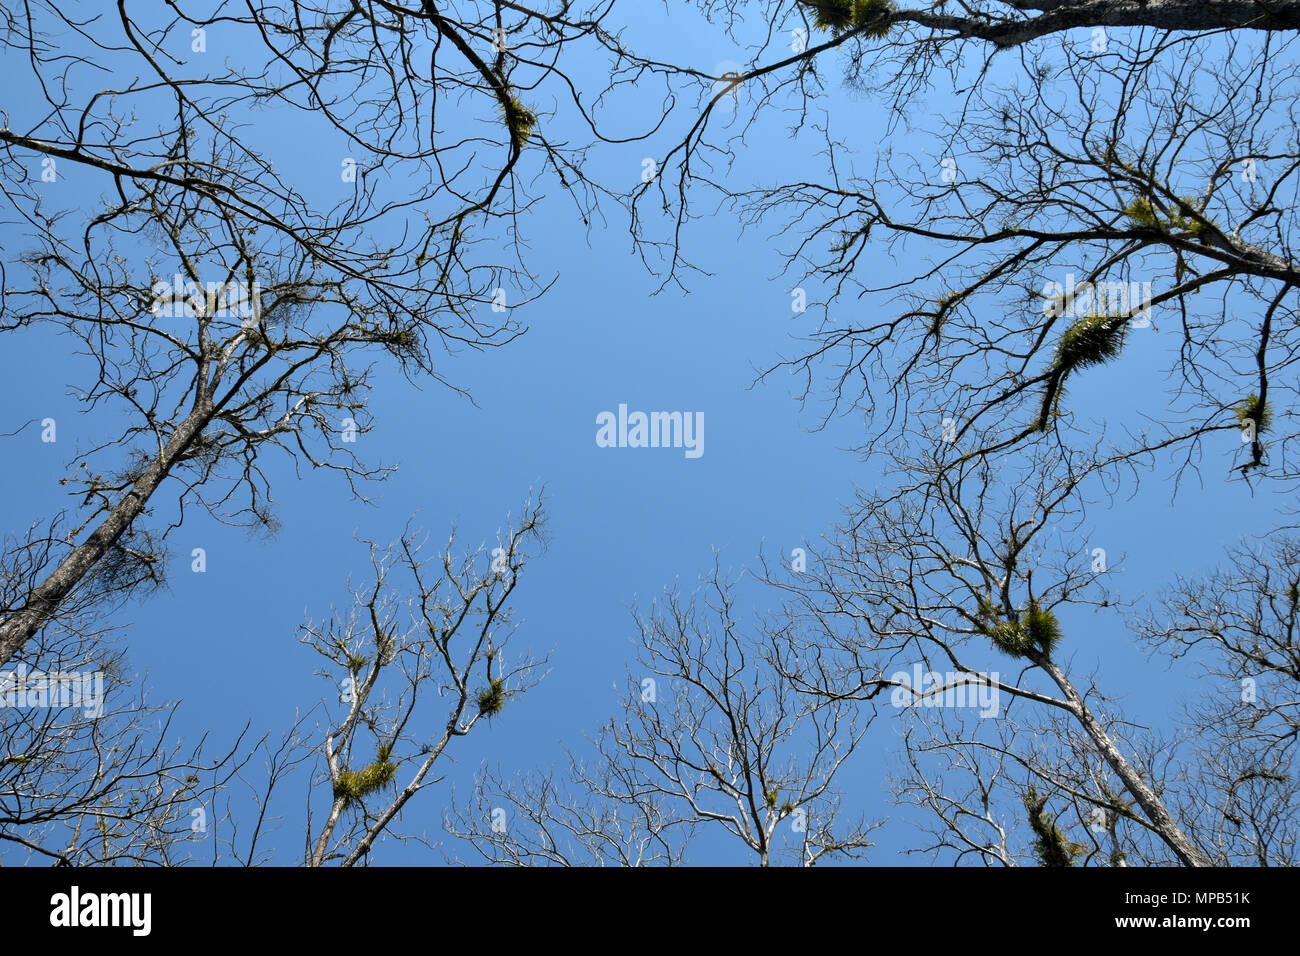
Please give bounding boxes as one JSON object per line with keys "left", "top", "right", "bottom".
{"left": 1133, "top": 535, "right": 1300, "bottom": 864}
{"left": 889, "top": 685, "right": 1207, "bottom": 866}
{"left": 0, "top": 0, "right": 638, "bottom": 666}
{"left": 444, "top": 757, "right": 696, "bottom": 866}
{"left": 298, "top": 496, "right": 548, "bottom": 866}
{"left": 9, "top": 0, "right": 1300, "bottom": 871}
{"left": 448, "top": 560, "right": 880, "bottom": 866}
{"left": 583, "top": 2, "right": 1300, "bottom": 866}
{"left": 746, "top": 426, "right": 1227, "bottom": 865}
{"left": 610, "top": 6, "right": 1299, "bottom": 487}
{"left": 0, "top": 576, "right": 260, "bottom": 865}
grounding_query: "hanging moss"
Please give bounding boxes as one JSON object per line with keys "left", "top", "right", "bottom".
{"left": 802, "top": 0, "right": 895, "bottom": 37}
{"left": 333, "top": 744, "right": 397, "bottom": 806}
{"left": 1054, "top": 312, "right": 1127, "bottom": 376}
{"left": 1024, "top": 788, "right": 1086, "bottom": 867}
{"left": 1236, "top": 394, "right": 1272, "bottom": 434}
{"left": 477, "top": 677, "right": 507, "bottom": 716}
{"left": 1031, "top": 311, "right": 1128, "bottom": 431}
{"left": 978, "top": 598, "right": 1061, "bottom": 659}
{"left": 501, "top": 94, "right": 537, "bottom": 149}
{"left": 1122, "top": 198, "right": 1160, "bottom": 228}
{"left": 1123, "top": 196, "right": 1213, "bottom": 235}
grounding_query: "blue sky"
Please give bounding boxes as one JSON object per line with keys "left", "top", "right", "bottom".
{"left": 0, "top": 5, "right": 1284, "bottom": 864}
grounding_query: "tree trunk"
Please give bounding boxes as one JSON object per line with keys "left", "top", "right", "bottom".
{"left": 898, "top": 0, "right": 1300, "bottom": 48}
{"left": 1036, "top": 654, "right": 1211, "bottom": 866}
{"left": 0, "top": 402, "right": 212, "bottom": 666}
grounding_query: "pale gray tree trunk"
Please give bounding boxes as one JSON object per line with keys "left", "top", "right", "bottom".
{"left": 1036, "top": 654, "right": 1211, "bottom": 867}
{"left": 0, "top": 400, "right": 212, "bottom": 666}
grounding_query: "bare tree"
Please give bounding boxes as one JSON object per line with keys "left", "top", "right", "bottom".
{"left": 449, "top": 561, "right": 880, "bottom": 866}
{"left": 0, "top": 0, "right": 634, "bottom": 666}
{"left": 607, "top": 5, "right": 1300, "bottom": 489}
{"left": 1134, "top": 536, "right": 1300, "bottom": 864}
{"left": 889, "top": 686, "right": 1205, "bottom": 866}
{"left": 9, "top": 0, "right": 1300, "bottom": 871}
{"left": 0, "top": 587, "right": 259, "bottom": 865}
{"left": 444, "top": 758, "right": 696, "bottom": 866}
{"left": 858, "top": 468, "right": 1300, "bottom": 867}
{"left": 297, "top": 497, "right": 548, "bottom": 866}
{"left": 748, "top": 428, "right": 1223, "bottom": 865}
{"left": 582, "top": 2, "right": 1300, "bottom": 866}
{"left": 2, "top": 497, "right": 549, "bottom": 867}
{"left": 756, "top": 33, "right": 1299, "bottom": 482}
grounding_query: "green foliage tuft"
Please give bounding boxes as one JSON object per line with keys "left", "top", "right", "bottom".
{"left": 477, "top": 677, "right": 507, "bottom": 716}
{"left": 333, "top": 746, "right": 398, "bottom": 806}
{"left": 802, "top": 0, "right": 895, "bottom": 37}
{"left": 985, "top": 619, "right": 1031, "bottom": 657}
{"left": 1054, "top": 312, "right": 1127, "bottom": 376}
{"left": 803, "top": 0, "right": 854, "bottom": 32}
{"left": 1034, "top": 310, "right": 1128, "bottom": 431}
{"left": 1024, "top": 600, "right": 1062, "bottom": 655}
{"left": 1236, "top": 394, "right": 1273, "bottom": 434}
{"left": 1122, "top": 198, "right": 1160, "bottom": 228}
{"left": 1024, "top": 787, "right": 1086, "bottom": 867}
{"left": 764, "top": 788, "right": 780, "bottom": 809}
{"left": 501, "top": 95, "right": 537, "bottom": 148}
{"left": 1123, "top": 196, "right": 1214, "bottom": 235}
{"left": 978, "top": 598, "right": 1062, "bottom": 658}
